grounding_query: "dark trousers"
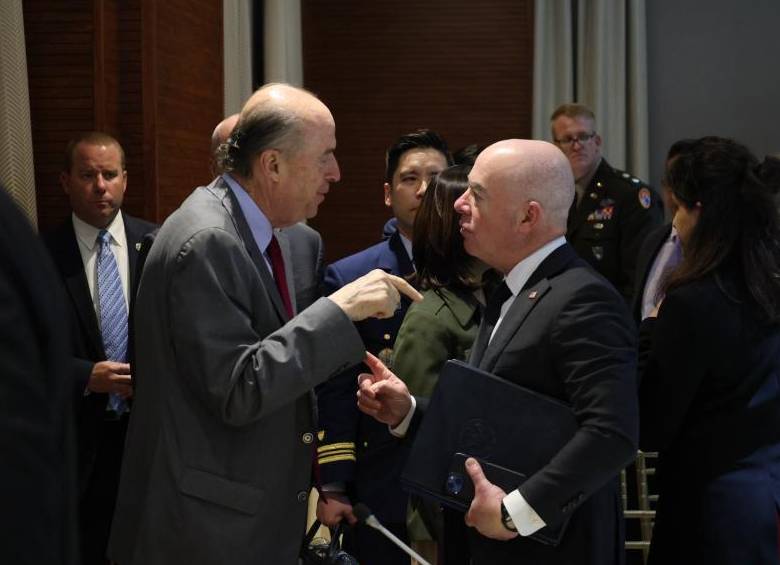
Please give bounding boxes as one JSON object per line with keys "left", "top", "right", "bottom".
{"left": 343, "top": 521, "right": 409, "bottom": 565}
{"left": 442, "top": 508, "right": 471, "bottom": 565}
{"left": 80, "top": 415, "right": 128, "bottom": 565}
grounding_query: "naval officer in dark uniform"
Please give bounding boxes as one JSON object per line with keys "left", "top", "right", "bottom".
{"left": 551, "top": 103, "right": 662, "bottom": 302}
{"left": 315, "top": 129, "right": 452, "bottom": 564}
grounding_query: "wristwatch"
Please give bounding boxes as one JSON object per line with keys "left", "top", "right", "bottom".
{"left": 500, "top": 502, "right": 517, "bottom": 532}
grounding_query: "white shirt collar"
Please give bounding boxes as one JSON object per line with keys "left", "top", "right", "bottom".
{"left": 504, "top": 235, "right": 567, "bottom": 296}
{"left": 72, "top": 210, "right": 126, "bottom": 250}
{"left": 399, "top": 232, "right": 413, "bottom": 262}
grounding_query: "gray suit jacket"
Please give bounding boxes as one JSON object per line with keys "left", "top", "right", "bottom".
{"left": 108, "top": 178, "right": 363, "bottom": 565}
{"left": 278, "top": 221, "right": 325, "bottom": 313}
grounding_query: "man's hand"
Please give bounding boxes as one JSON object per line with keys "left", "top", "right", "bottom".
{"left": 356, "top": 352, "right": 412, "bottom": 427}
{"left": 328, "top": 269, "right": 422, "bottom": 321}
{"left": 464, "top": 458, "right": 518, "bottom": 541}
{"left": 316, "top": 492, "right": 356, "bottom": 526}
{"left": 88, "top": 361, "right": 133, "bottom": 398}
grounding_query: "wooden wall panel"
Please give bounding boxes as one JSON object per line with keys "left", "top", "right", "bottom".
{"left": 24, "top": 0, "right": 95, "bottom": 231}
{"left": 302, "top": 0, "right": 534, "bottom": 263}
{"left": 25, "top": 0, "right": 222, "bottom": 230}
{"left": 114, "top": 0, "right": 147, "bottom": 220}
{"left": 151, "top": 0, "right": 223, "bottom": 220}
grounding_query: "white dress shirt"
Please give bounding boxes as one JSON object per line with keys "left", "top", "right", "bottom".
{"left": 72, "top": 211, "right": 130, "bottom": 313}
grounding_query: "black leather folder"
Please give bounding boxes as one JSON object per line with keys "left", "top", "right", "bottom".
{"left": 400, "top": 359, "right": 578, "bottom": 545}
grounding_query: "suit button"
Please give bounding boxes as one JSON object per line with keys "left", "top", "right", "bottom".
{"left": 297, "top": 490, "right": 308, "bottom": 503}
{"left": 302, "top": 432, "right": 314, "bottom": 444}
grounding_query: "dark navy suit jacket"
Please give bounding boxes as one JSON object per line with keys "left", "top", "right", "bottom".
{"left": 316, "top": 228, "right": 415, "bottom": 524}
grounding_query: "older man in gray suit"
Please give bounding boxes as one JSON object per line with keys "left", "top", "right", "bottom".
{"left": 108, "top": 84, "right": 420, "bottom": 565}
{"left": 212, "top": 112, "right": 326, "bottom": 313}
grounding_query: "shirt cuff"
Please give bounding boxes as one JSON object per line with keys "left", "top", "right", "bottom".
{"left": 503, "top": 489, "right": 546, "bottom": 536}
{"left": 389, "top": 395, "right": 416, "bottom": 438}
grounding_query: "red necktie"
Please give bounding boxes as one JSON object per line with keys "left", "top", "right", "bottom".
{"left": 266, "top": 235, "right": 294, "bottom": 318}
{"left": 267, "top": 235, "right": 324, "bottom": 496}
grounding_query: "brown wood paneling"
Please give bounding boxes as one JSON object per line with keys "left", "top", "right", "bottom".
{"left": 146, "top": 0, "right": 223, "bottom": 220}
{"left": 26, "top": 0, "right": 223, "bottom": 229}
{"left": 302, "top": 0, "right": 534, "bottom": 263}
{"left": 24, "top": 0, "right": 95, "bottom": 231}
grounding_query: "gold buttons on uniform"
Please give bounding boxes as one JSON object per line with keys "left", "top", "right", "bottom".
{"left": 302, "top": 432, "right": 314, "bottom": 444}
{"left": 383, "top": 333, "right": 391, "bottom": 341}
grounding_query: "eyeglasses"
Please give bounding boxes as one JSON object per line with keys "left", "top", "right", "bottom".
{"left": 553, "top": 132, "right": 597, "bottom": 148}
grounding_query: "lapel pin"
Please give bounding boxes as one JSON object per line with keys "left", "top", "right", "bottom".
{"left": 528, "top": 291, "right": 538, "bottom": 299}
{"left": 135, "top": 242, "right": 142, "bottom": 251}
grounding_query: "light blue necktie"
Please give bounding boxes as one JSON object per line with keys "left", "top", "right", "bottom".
{"left": 96, "top": 229, "right": 128, "bottom": 414}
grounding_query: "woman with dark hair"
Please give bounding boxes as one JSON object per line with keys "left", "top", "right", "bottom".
{"left": 392, "top": 164, "right": 489, "bottom": 565}
{"left": 393, "top": 164, "right": 487, "bottom": 396}
{"left": 638, "top": 136, "right": 780, "bottom": 564}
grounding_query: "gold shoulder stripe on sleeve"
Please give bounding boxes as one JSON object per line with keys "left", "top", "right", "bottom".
{"left": 319, "top": 453, "right": 357, "bottom": 465}
{"left": 317, "top": 442, "right": 356, "bottom": 454}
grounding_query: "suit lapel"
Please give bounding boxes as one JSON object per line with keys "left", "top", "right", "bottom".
{"left": 217, "top": 180, "right": 289, "bottom": 325}
{"left": 52, "top": 221, "right": 104, "bottom": 357}
{"left": 479, "top": 280, "right": 551, "bottom": 371}
{"left": 567, "top": 159, "right": 610, "bottom": 236}
{"left": 386, "top": 230, "right": 414, "bottom": 277}
{"left": 474, "top": 244, "right": 579, "bottom": 372}
{"left": 123, "top": 215, "right": 146, "bottom": 296}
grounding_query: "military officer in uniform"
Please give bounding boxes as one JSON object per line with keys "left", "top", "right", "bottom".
{"left": 315, "top": 129, "right": 452, "bottom": 564}
{"left": 551, "top": 103, "right": 662, "bottom": 302}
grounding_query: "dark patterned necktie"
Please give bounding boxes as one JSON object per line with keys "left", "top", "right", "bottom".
{"left": 96, "top": 229, "right": 128, "bottom": 414}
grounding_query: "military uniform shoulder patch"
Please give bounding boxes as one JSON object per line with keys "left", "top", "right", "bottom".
{"left": 638, "top": 187, "right": 652, "bottom": 209}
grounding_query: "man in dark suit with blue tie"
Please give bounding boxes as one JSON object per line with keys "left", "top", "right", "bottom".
{"left": 42, "top": 132, "right": 156, "bottom": 565}
{"left": 358, "top": 139, "right": 639, "bottom": 565}
{"left": 315, "top": 129, "right": 452, "bottom": 563}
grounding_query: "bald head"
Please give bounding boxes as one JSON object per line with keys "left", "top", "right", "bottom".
{"left": 475, "top": 140, "right": 574, "bottom": 230}
{"left": 217, "top": 83, "right": 334, "bottom": 179}
{"left": 455, "top": 139, "right": 574, "bottom": 273}
{"left": 241, "top": 83, "right": 331, "bottom": 124}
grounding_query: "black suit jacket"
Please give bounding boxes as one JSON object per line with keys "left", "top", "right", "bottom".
{"left": 630, "top": 223, "right": 672, "bottom": 325}
{"left": 0, "top": 189, "right": 80, "bottom": 564}
{"left": 638, "top": 271, "right": 780, "bottom": 564}
{"left": 43, "top": 213, "right": 156, "bottom": 487}
{"left": 465, "top": 243, "right": 638, "bottom": 565}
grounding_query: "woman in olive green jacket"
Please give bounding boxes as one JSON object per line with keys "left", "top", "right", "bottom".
{"left": 392, "top": 164, "right": 492, "bottom": 564}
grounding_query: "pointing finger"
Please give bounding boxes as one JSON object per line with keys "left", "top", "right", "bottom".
{"left": 364, "top": 352, "right": 392, "bottom": 381}
{"left": 386, "top": 273, "right": 423, "bottom": 303}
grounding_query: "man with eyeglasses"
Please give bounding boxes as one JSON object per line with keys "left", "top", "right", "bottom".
{"left": 551, "top": 103, "right": 662, "bottom": 302}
